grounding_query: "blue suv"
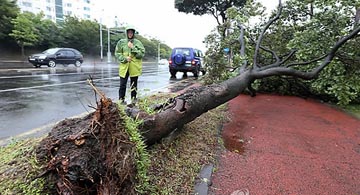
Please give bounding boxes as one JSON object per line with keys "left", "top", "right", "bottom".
{"left": 168, "top": 47, "right": 206, "bottom": 78}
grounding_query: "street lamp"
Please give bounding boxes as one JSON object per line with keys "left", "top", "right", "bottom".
{"left": 107, "top": 27, "right": 111, "bottom": 63}
{"left": 99, "top": 22, "right": 103, "bottom": 62}
{"left": 99, "top": 9, "right": 104, "bottom": 62}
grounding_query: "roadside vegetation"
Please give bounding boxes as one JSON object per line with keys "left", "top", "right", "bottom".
{"left": 343, "top": 104, "right": 360, "bottom": 119}
{"left": 0, "top": 138, "right": 48, "bottom": 194}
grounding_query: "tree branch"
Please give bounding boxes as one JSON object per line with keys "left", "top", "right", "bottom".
{"left": 248, "top": 36, "right": 281, "bottom": 66}
{"left": 285, "top": 54, "right": 327, "bottom": 68}
{"left": 209, "top": 7, "right": 221, "bottom": 25}
{"left": 355, "top": 7, "right": 360, "bottom": 26}
{"left": 237, "top": 22, "right": 248, "bottom": 73}
{"left": 252, "top": 25, "right": 360, "bottom": 80}
{"left": 258, "top": 49, "right": 297, "bottom": 70}
{"left": 253, "top": 0, "right": 282, "bottom": 69}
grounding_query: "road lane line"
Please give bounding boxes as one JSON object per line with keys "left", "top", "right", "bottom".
{"left": 0, "top": 77, "right": 119, "bottom": 93}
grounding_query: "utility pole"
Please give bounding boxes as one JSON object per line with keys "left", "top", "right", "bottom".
{"left": 107, "top": 27, "right": 111, "bottom": 63}
{"left": 99, "top": 9, "right": 104, "bottom": 62}
{"left": 100, "top": 22, "right": 103, "bottom": 62}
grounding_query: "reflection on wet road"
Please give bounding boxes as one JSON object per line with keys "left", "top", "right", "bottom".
{"left": 0, "top": 62, "right": 189, "bottom": 143}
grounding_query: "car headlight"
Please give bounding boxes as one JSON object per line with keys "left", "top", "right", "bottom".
{"left": 38, "top": 55, "right": 47, "bottom": 59}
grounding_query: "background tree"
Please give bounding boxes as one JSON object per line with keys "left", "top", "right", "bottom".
{"left": 0, "top": 0, "right": 19, "bottom": 43}
{"left": 9, "top": 12, "right": 41, "bottom": 58}
{"left": 0, "top": 2, "right": 173, "bottom": 60}
{"left": 36, "top": 19, "right": 63, "bottom": 49}
{"left": 175, "top": 0, "right": 247, "bottom": 37}
{"left": 60, "top": 16, "right": 100, "bottom": 55}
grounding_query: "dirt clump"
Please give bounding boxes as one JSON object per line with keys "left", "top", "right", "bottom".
{"left": 36, "top": 97, "right": 137, "bottom": 195}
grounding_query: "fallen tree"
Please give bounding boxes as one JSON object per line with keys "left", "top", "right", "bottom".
{"left": 35, "top": 1, "right": 360, "bottom": 194}
{"left": 134, "top": 3, "right": 360, "bottom": 145}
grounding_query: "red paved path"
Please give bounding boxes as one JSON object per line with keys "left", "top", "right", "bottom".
{"left": 210, "top": 94, "right": 360, "bottom": 195}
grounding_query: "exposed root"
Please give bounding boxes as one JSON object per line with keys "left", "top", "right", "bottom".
{"left": 36, "top": 96, "right": 138, "bottom": 195}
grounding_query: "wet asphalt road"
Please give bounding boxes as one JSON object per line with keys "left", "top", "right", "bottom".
{"left": 0, "top": 62, "right": 188, "bottom": 144}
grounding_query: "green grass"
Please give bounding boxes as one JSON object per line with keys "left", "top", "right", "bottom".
{"left": 120, "top": 92, "right": 228, "bottom": 194}
{"left": 0, "top": 138, "right": 49, "bottom": 195}
{"left": 342, "top": 104, "right": 360, "bottom": 119}
{"left": 146, "top": 102, "right": 228, "bottom": 194}
{"left": 118, "top": 102, "right": 152, "bottom": 194}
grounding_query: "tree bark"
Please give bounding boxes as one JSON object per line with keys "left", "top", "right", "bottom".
{"left": 131, "top": 71, "right": 253, "bottom": 145}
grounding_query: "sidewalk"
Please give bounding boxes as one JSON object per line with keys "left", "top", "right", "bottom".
{"left": 210, "top": 94, "right": 360, "bottom": 195}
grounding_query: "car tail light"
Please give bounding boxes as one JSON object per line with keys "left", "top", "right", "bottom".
{"left": 168, "top": 59, "right": 172, "bottom": 65}
{"left": 191, "top": 60, "right": 196, "bottom": 66}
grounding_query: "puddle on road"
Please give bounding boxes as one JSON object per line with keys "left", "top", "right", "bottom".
{"left": 222, "top": 129, "right": 247, "bottom": 155}
{"left": 223, "top": 137, "right": 246, "bottom": 154}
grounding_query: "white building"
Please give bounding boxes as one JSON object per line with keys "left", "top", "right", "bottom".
{"left": 16, "top": 0, "right": 101, "bottom": 23}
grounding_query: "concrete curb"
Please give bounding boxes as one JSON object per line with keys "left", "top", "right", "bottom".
{"left": 194, "top": 164, "right": 214, "bottom": 195}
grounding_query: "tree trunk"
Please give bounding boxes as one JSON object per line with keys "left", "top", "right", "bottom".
{"left": 35, "top": 72, "right": 253, "bottom": 194}
{"left": 133, "top": 71, "right": 253, "bottom": 145}
{"left": 21, "top": 44, "right": 25, "bottom": 61}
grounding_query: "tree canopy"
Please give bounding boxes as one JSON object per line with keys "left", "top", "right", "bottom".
{"left": 0, "top": 0, "right": 19, "bottom": 41}
{"left": 60, "top": 16, "right": 100, "bottom": 55}
{"left": 204, "top": 0, "right": 360, "bottom": 105}
{"left": 9, "top": 12, "right": 41, "bottom": 57}
{"left": 175, "top": 0, "right": 246, "bottom": 25}
{"left": 175, "top": 0, "right": 247, "bottom": 37}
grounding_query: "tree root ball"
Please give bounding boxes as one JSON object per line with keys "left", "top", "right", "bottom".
{"left": 36, "top": 98, "right": 138, "bottom": 195}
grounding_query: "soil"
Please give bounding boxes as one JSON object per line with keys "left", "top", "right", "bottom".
{"left": 210, "top": 94, "right": 360, "bottom": 195}
{"left": 36, "top": 97, "right": 138, "bottom": 195}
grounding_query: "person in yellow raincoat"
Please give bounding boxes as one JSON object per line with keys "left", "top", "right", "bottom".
{"left": 114, "top": 25, "right": 145, "bottom": 104}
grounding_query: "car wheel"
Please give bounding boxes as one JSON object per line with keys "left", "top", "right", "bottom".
{"left": 48, "top": 60, "right": 56, "bottom": 67}
{"left": 75, "top": 60, "right": 82, "bottom": 67}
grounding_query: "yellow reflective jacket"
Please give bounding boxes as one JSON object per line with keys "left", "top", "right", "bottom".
{"left": 114, "top": 38, "right": 145, "bottom": 77}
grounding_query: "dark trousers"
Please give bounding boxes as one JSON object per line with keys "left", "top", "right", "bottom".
{"left": 119, "top": 71, "right": 138, "bottom": 101}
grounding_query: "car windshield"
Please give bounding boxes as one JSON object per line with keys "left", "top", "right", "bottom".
{"left": 42, "top": 48, "right": 60, "bottom": 54}
{"left": 174, "top": 48, "right": 190, "bottom": 56}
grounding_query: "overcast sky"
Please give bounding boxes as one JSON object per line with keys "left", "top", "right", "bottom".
{"left": 98, "top": 0, "right": 279, "bottom": 52}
